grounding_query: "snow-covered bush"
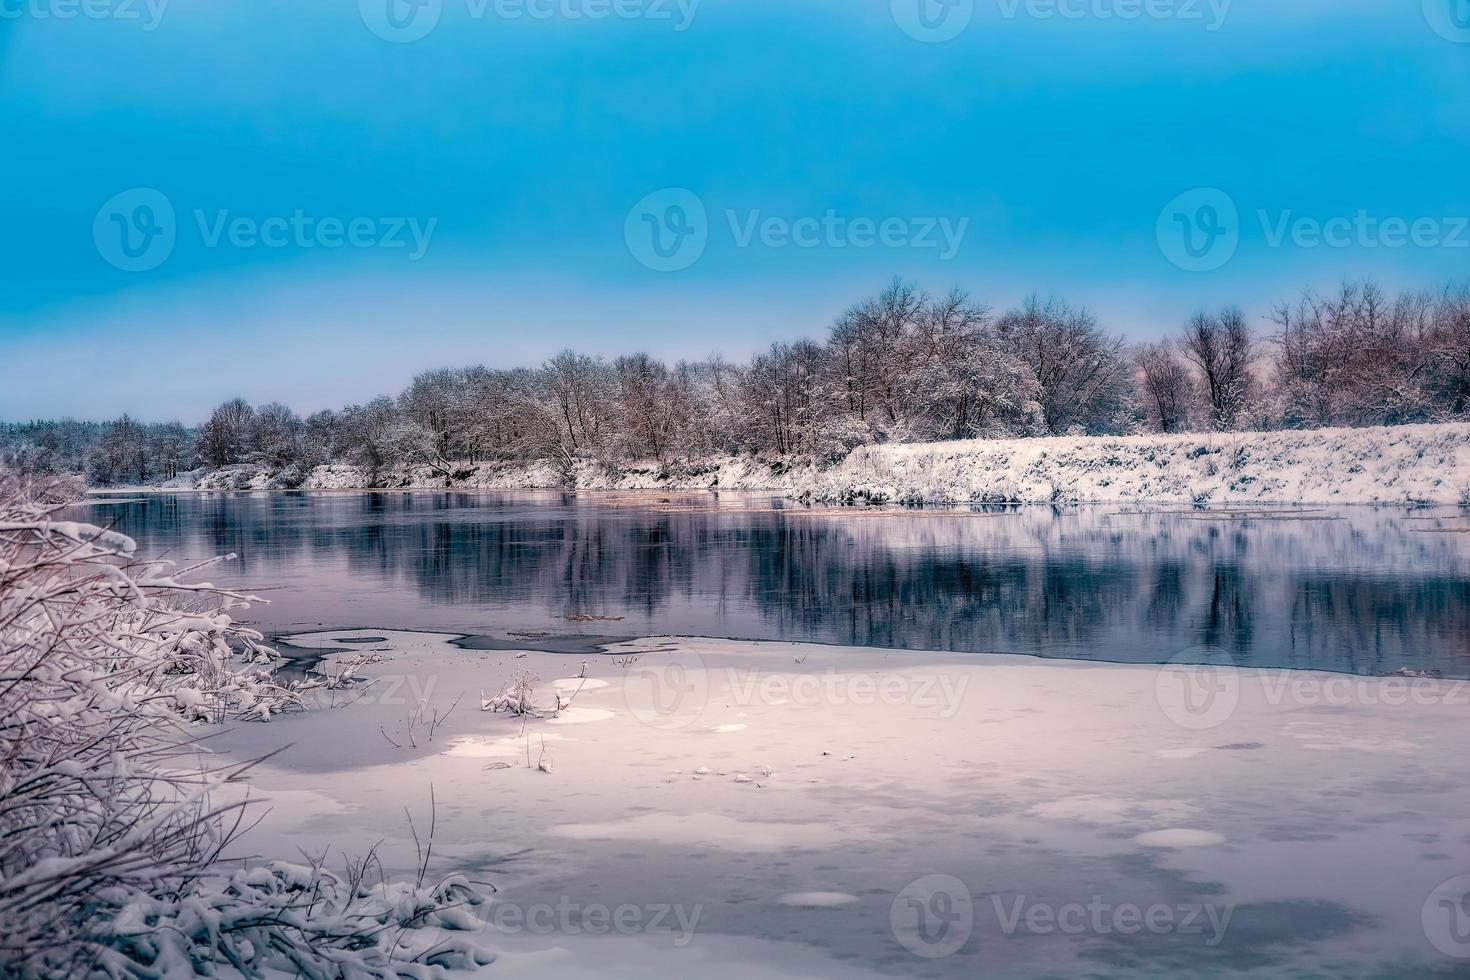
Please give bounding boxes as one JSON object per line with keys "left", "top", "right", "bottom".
{"left": 0, "top": 471, "right": 490, "bottom": 977}
{"left": 95, "top": 857, "right": 494, "bottom": 979}
{"left": 481, "top": 671, "right": 545, "bottom": 716}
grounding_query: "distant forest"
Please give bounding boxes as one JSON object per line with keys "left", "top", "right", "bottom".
{"left": 5, "top": 279, "right": 1469, "bottom": 486}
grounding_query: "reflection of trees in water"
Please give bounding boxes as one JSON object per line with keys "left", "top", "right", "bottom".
{"left": 99, "top": 494, "right": 1470, "bottom": 675}
{"left": 1282, "top": 575, "right": 1470, "bottom": 676}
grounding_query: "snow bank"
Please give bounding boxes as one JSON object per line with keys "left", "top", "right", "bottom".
{"left": 799, "top": 423, "right": 1470, "bottom": 506}
{"left": 154, "top": 456, "right": 818, "bottom": 493}
{"left": 127, "top": 423, "right": 1470, "bottom": 505}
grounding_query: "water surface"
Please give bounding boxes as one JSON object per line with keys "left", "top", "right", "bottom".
{"left": 81, "top": 491, "right": 1470, "bottom": 677}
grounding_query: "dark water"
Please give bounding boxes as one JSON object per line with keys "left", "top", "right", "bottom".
{"left": 77, "top": 491, "right": 1470, "bottom": 677}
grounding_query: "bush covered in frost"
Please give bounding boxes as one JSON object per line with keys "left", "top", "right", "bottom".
{"left": 0, "top": 471, "right": 492, "bottom": 977}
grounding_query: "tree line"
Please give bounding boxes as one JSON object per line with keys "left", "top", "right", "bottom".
{"left": 4, "top": 279, "right": 1468, "bottom": 486}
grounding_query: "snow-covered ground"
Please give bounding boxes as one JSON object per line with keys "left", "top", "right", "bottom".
{"left": 119, "top": 423, "right": 1470, "bottom": 506}
{"left": 151, "top": 456, "right": 816, "bottom": 493}
{"left": 801, "top": 423, "right": 1470, "bottom": 506}
{"left": 211, "top": 630, "right": 1470, "bottom": 978}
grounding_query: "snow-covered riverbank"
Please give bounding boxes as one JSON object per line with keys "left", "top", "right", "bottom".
{"left": 801, "top": 423, "right": 1470, "bottom": 506}
{"left": 212, "top": 630, "right": 1470, "bottom": 978}
{"left": 148, "top": 455, "right": 816, "bottom": 493}
{"left": 109, "top": 422, "right": 1470, "bottom": 506}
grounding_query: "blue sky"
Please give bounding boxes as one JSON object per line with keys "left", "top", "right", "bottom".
{"left": 2, "top": 0, "right": 1468, "bottom": 421}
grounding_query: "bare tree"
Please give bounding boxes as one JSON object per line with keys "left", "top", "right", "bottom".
{"left": 198, "top": 398, "right": 255, "bottom": 468}
{"left": 542, "top": 350, "right": 616, "bottom": 457}
{"left": 996, "top": 297, "right": 1131, "bottom": 435}
{"left": 1180, "top": 308, "right": 1255, "bottom": 431}
{"left": 1134, "top": 341, "right": 1193, "bottom": 433}
{"left": 614, "top": 353, "right": 674, "bottom": 459}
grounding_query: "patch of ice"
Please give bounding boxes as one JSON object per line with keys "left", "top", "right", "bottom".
{"left": 776, "top": 892, "right": 859, "bottom": 907}
{"left": 1030, "top": 796, "right": 1199, "bottom": 826}
{"left": 553, "top": 678, "right": 610, "bottom": 694}
{"left": 546, "top": 812, "right": 847, "bottom": 851}
{"left": 546, "top": 707, "right": 616, "bottom": 725}
{"left": 446, "top": 733, "right": 570, "bottom": 758}
{"left": 1133, "top": 829, "right": 1226, "bottom": 848}
{"left": 1155, "top": 747, "right": 1210, "bottom": 760}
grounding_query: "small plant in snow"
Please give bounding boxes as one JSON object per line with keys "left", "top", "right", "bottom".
{"left": 480, "top": 671, "right": 546, "bottom": 717}
{"left": 380, "top": 695, "right": 464, "bottom": 748}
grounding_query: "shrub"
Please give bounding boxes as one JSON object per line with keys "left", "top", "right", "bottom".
{"left": 0, "top": 470, "right": 490, "bottom": 977}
